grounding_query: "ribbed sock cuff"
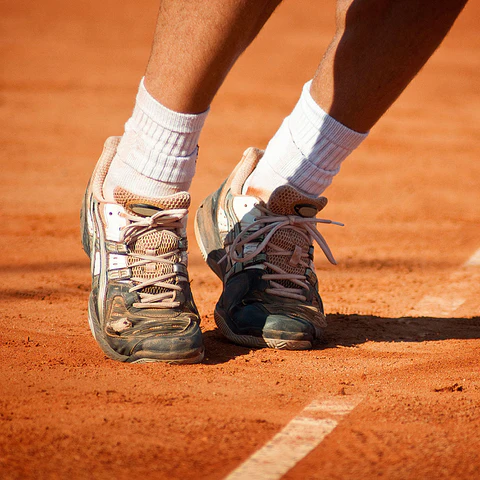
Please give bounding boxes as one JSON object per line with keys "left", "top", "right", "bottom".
{"left": 290, "top": 80, "right": 368, "bottom": 153}
{"left": 116, "top": 132, "right": 198, "bottom": 184}
{"left": 105, "top": 154, "right": 193, "bottom": 200}
{"left": 117, "top": 78, "right": 209, "bottom": 185}
{"left": 248, "top": 80, "right": 369, "bottom": 198}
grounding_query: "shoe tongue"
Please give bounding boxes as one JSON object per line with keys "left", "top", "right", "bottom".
{"left": 113, "top": 187, "right": 190, "bottom": 217}
{"left": 266, "top": 185, "right": 327, "bottom": 217}
{"left": 113, "top": 187, "right": 188, "bottom": 295}
{"left": 263, "top": 186, "right": 327, "bottom": 290}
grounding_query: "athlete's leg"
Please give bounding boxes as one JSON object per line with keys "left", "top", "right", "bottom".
{"left": 103, "top": 0, "right": 282, "bottom": 201}
{"left": 197, "top": 0, "right": 468, "bottom": 351}
{"left": 83, "top": 0, "right": 282, "bottom": 363}
{"left": 145, "top": 0, "right": 283, "bottom": 114}
{"left": 313, "top": 0, "right": 468, "bottom": 132}
{"left": 245, "top": 0, "right": 468, "bottom": 200}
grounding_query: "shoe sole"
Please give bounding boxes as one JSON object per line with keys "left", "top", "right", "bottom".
{"left": 82, "top": 188, "right": 205, "bottom": 365}
{"left": 214, "top": 309, "right": 313, "bottom": 350}
{"left": 195, "top": 195, "right": 313, "bottom": 351}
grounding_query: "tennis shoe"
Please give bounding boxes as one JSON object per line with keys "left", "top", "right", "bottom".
{"left": 81, "top": 137, "right": 204, "bottom": 363}
{"left": 195, "top": 147, "right": 341, "bottom": 350}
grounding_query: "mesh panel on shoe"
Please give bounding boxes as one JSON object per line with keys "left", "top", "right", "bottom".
{"left": 266, "top": 229, "right": 310, "bottom": 289}
{"left": 114, "top": 187, "right": 190, "bottom": 212}
{"left": 128, "top": 229, "right": 181, "bottom": 295}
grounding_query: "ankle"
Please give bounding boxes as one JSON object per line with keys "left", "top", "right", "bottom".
{"left": 102, "top": 78, "right": 209, "bottom": 200}
{"left": 244, "top": 80, "right": 367, "bottom": 199}
{"left": 103, "top": 153, "right": 191, "bottom": 202}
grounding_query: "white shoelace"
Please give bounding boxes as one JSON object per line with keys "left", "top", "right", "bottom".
{"left": 224, "top": 204, "right": 343, "bottom": 302}
{"left": 120, "top": 208, "right": 188, "bottom": 308}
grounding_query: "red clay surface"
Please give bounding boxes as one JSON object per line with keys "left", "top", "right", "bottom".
{"left": 1, "top": 1, "right": 479, "bottom": 479}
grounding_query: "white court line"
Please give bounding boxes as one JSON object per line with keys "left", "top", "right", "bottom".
{"left": 464, "top": 247, "right": 480, "bottom": 267}
{"left": 411, "top": 295, "right": 466, "bottom": 317}
{"left": 408, "top": 247, "right": 480, "bottom": 317}
{"left": 224, "top": 249, "right": 480, "bottom": 480}
{"left": 224, "top": 397, "right": 361, "bottom": 480}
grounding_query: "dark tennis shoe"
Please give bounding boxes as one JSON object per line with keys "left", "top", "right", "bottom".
{"left": 195, "top": 147, "right": 342, "bottom": 350}
{"left": 81, "top": 137, "right": 204, "bottom": 363}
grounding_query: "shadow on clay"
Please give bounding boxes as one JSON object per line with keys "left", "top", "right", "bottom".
{"left": 323, "top": 313, "right": 480, "bottom": 347}
{"left": 201, "top": 329, "right": 254, "bottom": 364}
{"left": 201, "top": 314, "right": 480, "bottom": 364}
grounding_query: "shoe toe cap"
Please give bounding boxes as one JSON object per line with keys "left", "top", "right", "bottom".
{"left": 107, "top": 317, "right": 204, "bottom": 363}
{"left": 232, "top": 304, "right": 317, "bottom": 341}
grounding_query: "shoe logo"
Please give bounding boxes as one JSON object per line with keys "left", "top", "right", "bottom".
{"left": 128, "top": 203, "right": 163, "bottom": 217}
{"left": 294, "top": 204, "right": 318, "bottom": 218}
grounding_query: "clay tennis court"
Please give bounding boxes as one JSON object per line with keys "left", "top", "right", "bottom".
{"left": 1, "top": 0, "right": 479, "bottom": 478}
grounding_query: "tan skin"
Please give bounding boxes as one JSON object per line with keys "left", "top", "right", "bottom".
{"left": 145, "top": 0, "right": 282, "bottom": 115}
{"left": 145, "top": 0, "right": 467, "bottom": 133}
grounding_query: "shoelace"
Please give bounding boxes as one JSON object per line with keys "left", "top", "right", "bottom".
{"left": 119, "top": 208, "right": 188, "bottom": 308}
{"left": 224, "top": 204, "right": 343, "bottom": 302}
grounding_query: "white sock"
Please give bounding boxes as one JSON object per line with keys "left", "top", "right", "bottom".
{"left": 104, "top": 78, "right": 209, "bottom": 201}
{"left": 243, "top": 80, "right": 368, "bottom": 199}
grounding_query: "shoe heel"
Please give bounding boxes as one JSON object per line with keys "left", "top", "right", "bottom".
{"left": 80, "top": 185, "right": 92, "bottom": 258}
{"left": 194, "top": 191, "right": 226, "bottom": 280}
